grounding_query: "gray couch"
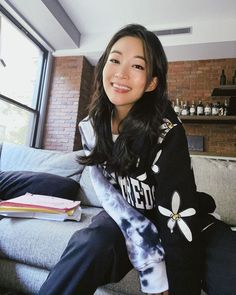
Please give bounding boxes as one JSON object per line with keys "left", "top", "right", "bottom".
{"left": 0, "top": 142, "right": 235, "bottom": 295}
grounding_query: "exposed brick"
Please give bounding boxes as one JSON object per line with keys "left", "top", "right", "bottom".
{"left": 43, "top": 56, "right": 235, "bottom": 156}
{"left": 43, "top": 56, "right": 94, "bottom": 151}
{"left": 169, "top": 58, "right": 236, "bottom": 156}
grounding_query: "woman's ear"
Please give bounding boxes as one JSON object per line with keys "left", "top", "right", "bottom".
{"left": 145, "top": 77, "right": 158, "bottom": 92}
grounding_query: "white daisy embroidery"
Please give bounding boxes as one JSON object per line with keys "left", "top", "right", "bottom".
{"left": 158, "top": 191, "right": 196, "bottom": 242}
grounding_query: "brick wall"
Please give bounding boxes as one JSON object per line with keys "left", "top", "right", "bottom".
{"left": 168, "top": 59, "right": 236, "bottom": 156}
{"left": 184, "top": 123, "right": 236, "bottom": 156}
{"left": 168, "top": 58, "right": 236, "bottom": 103}
{"left": 43, "top": 56, "right": 94, "bottom": 151}
{"left": 43, "top": 56, "right": 235, "bottom": 156}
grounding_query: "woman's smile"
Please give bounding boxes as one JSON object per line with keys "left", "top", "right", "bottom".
{"left": 111, "top": 82, "right": 131, "bottom": 93}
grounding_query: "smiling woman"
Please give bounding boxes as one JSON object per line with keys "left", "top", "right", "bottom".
{"left": 102, "top": 36, "right": 157, "bottom": 128}
{"left": 38, "top": 24, "right": 236, "bottom": 295}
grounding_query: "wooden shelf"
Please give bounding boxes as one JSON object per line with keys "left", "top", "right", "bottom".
{"left": 211, "top": 85, "right": 236, "bottom": 97}
{"left": 180, "top": 115, "right": 236, "bottom": 124}
{"left": 190, "top": 151, "right": 236, "bottom": 158}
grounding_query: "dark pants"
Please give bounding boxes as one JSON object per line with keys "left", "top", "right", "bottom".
{"left": 39, "top": 211, "right": 132, "bottom": 295}
{"left": 38, "top": 211, "right": 236, "bottom": 295}
{"left": 201, "top": 221, "right": 236, "bottom": 295}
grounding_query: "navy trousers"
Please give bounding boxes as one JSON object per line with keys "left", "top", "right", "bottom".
{"left": 201, "top": 220, "right": 236, "bottom": 295}
{"left": 38, "top": 211, "right": 236, "bottom": 295}
{"left": 39, "top": 211, "right": 132, "bottom": 295}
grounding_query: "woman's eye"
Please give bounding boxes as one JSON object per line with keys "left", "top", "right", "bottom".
{"left": 109, "top": 58, "right": 119, "bottom": 64}
{"left": 133, "top": 64, "right": 145, "bottom": 70}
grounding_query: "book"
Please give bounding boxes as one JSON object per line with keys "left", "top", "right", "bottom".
{"left": 0, "top": 193, "right": 82, "bottom": 221}
{"left": 0, "top": 206, "right": 82, "bottom": 221}
{"left": 0, "top": 193, "right": 80, "bottom": 212}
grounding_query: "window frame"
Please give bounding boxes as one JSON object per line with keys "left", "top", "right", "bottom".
{"left": 0, "top": 4, "right": 49, "bottom": 147}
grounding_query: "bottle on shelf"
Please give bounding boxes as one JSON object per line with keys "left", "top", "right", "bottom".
{"left": 232, "top": 70, "right": 236, "bottom": 85}
{"left": 174, "top": 98, "right": 180, "bottom": 115}
{"left": 212, "top": 102, "right": 219, "bottom": 116}
{"left": 218, "top": 101, "right": 224, "bottom": 116}
{"left": 180, "top": 100, "right": 184, "bottom": 115}
{"left": 189, "top": 101, "right": 196, "bottom": 116}
{"left": 220, "top": 69, "right": 226, "bottom": 85}
{"left": 204, "top": 102, "right": 211, "bottom": 116}
{"left": 223, "top": 99, "right": 229, "bottom": 116}
{"left": 181, "top": 100, "right": 189, "bottom": 116}
{"left": 197, "top": 100, "right": 204, "bottom": 116}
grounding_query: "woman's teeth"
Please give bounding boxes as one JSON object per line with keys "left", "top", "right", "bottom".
{"left": 112, "top": 83, "right": 130, "bottom": 90}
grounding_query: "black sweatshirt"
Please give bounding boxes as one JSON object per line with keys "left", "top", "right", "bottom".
{"left": 80, "top": 104, "right": 216, "bottom": 295}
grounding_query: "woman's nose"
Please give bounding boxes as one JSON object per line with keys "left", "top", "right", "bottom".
{"left": 114, "top": 66, "right": 129, "bottom": 79}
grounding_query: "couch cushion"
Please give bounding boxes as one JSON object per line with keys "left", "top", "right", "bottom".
{"left": 0, "top": 143, "right": 84, "bottom": 182}
{"left": 191, "top": 156, "right": 236, "bottom": 225}
{"left": 0, "top": 259, "right": 49, "bottom": 294}
{"left": 0, "top": 206, "right": 102, "bottom": 269}
{"left": 0, "top": 171, "right": 80, "bottom": 200}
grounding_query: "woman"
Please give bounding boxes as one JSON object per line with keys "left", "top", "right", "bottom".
{"left": 39, "top": 24, "right": 236, "bottom": 295}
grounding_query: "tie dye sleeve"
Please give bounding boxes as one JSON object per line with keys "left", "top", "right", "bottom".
{"left": 79, "top": 118, "right": 168, "bottom": 293}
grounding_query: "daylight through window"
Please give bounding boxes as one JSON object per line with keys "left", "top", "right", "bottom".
{"left": 0, "top": 9, "right": 48, "bottom": 146}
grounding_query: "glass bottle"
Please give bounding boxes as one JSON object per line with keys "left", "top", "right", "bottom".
{"left": 197, "top": 100, "right": 204, "bottom": 116}
{"left": 174, "top": 98, "right": 180, "bottom": 115}
{"left": 212, "top": 103, "right": 219, "bottom": 116}
{"left": 204, "top": 102, "right": 211, "bottom": 116}
{"left": 190, "top": 101, "right": 196, "bottom": 116}
{"left": 218, "top": 101, "right": 224, "bottom": 116}
{"left": 224, "top": 99, "right": 229, "bottom": 116}
{"left": 220, "top": 69, "right": 226, "bottom": 85}
{"left": 179, "top": 100, "right": 184, "bottom": 115}
{"left": 181, "top": 100, "right": 189, "bottom": 116}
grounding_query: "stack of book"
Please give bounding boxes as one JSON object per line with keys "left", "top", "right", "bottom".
{"left": 0, "top": 193, "right": 82, "bottom": 221}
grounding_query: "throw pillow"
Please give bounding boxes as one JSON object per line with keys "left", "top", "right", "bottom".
{"left": 0, "top": 171, "right": 80, "bottom": 201}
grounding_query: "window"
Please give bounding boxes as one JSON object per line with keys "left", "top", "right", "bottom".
{"left": 0, "top": 6, "right": 49, "bottom": 146}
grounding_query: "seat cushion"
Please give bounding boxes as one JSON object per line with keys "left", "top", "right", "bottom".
{"left": 0, "top": 206, "right": 102, "bottom": 269}
{"left": 0, "top": 259, "right": 49, "bottom": 294}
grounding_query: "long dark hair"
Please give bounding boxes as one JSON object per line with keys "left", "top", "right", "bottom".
{"left": 79, "top": 24, "right": 169, "bottom": 176}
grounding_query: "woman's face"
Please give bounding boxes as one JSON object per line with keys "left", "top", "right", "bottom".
{"left": 102, "top": 36, "right": 156, "bottom": 115}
